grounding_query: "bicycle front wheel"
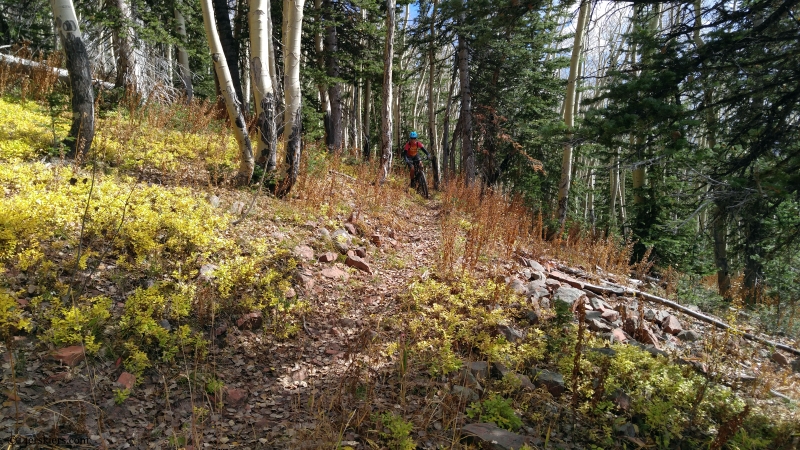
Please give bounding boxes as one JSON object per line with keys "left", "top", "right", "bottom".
{"left": 416, "top": 170, "right": 429, "bottom": 199}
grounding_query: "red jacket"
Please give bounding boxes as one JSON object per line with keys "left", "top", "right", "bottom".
{"left": 403, "top": 140, "right": 427, "bottom": 158}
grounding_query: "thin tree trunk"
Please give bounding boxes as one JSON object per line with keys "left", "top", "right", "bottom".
{"left": 200, "top": 0, "right": 254, "bottom": 184}
{"left": 113, "top": 0, "right": 138, "bottom": 93}
{"left": 315, "top": 0, "right": 331, "bottom": 145}
{"left": 249, "top": 0, "right": 277, "bottom": 172}
{"left": 379, "top": 0, "right": 396, "bottom": 183}
{"left": 610, "top": 147, "right": 619, "bottom": 228}
{"left": 363, "top": 77, "right": 372, "bottom": 160}
{"left": 712, "top": 201, "right": 731, "bottom": 300}
{"left": 457, "top": 6, "right": 474, "bottom": 186}
{"left": 556, "top": 0, "right": 589, "bottom": 225}
{"left": 213, "top": 0, "right": 245, "bottom": 114}
{"left": 51, "top": 0, "right": 95, "bottom": 158}
{"left": 276, "top": 0, "right": 305, "bottom": 197}
{"left": 266, "top": 3, "right": 280, "bottom": 103}
{"left": 325, "top": 0, "right": 342, "bottom": 153}
{"left": 441, "top": 59, "right": 457, "bottom": 182}
{"left": 428, "top": 0, "right": 439, "bottom": 189}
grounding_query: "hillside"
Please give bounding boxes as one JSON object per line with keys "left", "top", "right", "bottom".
{"left": 1, "top": 94, "right": 799, "bottom": 450}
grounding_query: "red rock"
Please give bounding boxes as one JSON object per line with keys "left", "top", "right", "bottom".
{"left": 771, "top": 352, "right": 789, "bottom": 366}
{"left": 661, "top": 315, "right": 683, "bottom": 335}
{"left": 321, "top": 267, "right": 348, "bottom": 279}
{"left": 16, "top": 298, "right": 29, "bottom": 308}
{"left": 51, "top": 346, "right": 85, "bottom": 366}
{"left": 344, "top": 223, "right": 357, "bottom": 236}
{"left": 345, "top": 255, "right": 372, "bottom": 274}
{"left": 318, "top": 252, "right": 337, "bottom": 263}
{"left": 214, "top": 325, "right": 228, "bottom": 337}
{"left": 225, "top": 388, "right": 248, "bottom": 407}
{"left": 370, "top": 234, "right": 382, "bottom": 247}
{"left": 355, "top": 247, "right": 367, "bottom": 258}
{"left": 284, "top": 287, "right": 296, "bottom": 298}
{"left": 292, "top": 245, "right": 314, "bottom": 260}
{"left": 601, "top": 309, "right": 620, "bottom": 322}
{"left": 114, "top": 356, "right": 122, "bottom": 369}
{"left": 236, "top": 311, "right": 263, "bottom": 330}
{"left": 641, "top": 328, "right": 661, "bottom": 348}
{"left": 388, "top": 229, "right": 396, "bottom": 238}
{"left": 117, "top": 372, "right": 136, "bottom": 390}
{"left": 611, "top": 328, "right": 628, "bottom": 343}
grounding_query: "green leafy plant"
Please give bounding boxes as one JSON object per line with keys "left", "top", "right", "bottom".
{"left": 466, "top": 394, "right": 522, "bottom": 431}
{"left": 113, "top": 388, "right": 130, "bottom": 405}
{"left": 377, "top": 412, "right": 415, "bottom": 450}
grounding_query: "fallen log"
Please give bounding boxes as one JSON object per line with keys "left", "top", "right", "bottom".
{"left": 0, "top": 53, "right": 114, "bottom": 90}
{"left": 546, "top": 271, "right": 800, "bottom": 357}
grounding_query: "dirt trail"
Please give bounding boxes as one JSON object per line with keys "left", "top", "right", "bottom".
{"left": 200, "top": 193, "right": 445, "bottom": 449}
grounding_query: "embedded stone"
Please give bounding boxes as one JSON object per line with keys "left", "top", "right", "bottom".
{"left": 318, "top": 252, "right": 337, "bottom": 263}
{"left": 553, "top": 286, "right": 586, "bottom": 309}
{"left": 601, "top": 309, "right": 620, "bottom": 322}
{"left": 236, "top": 311, "right": 263, "bottom": 330}
{"left": 321, "top": 267, "right": 348, "bottom": 279}
{"left": 661, "top": 315, "right": 683, "bottom": 335}
{"left": 771, "top": 352, "right": 789, "bottom": 366}
{"left": 588, "top": 318, "right": 613, "bottom": 333}
{"left": 293, "top": 245, "right": 315, "bottom": 260}
{"left": 452, "top": 385, "right": 479, "bottom": 403}
{"left": 225, "top": 388, "right": 248, "bottom": 407}
{"left": 466, "top": 361, "right": 490, "bottom": 381}
{"left": 345, "top": 255, "right": 372, "bottom": 274}
{"left": 532, "top": 369, "right": 565, "bottom": 397}
{"left": 677, "top": 330, "right": 701, "bottom": 342}
{"left": 51, "top": 346, "right": 85, "bottom": 366}
{"left": 497, "top": 324, "right": 524, "bottom": 343}
{"left": 611, "top": 328, "right": 628, "bottom": 343}
{"left": 117, "top": 372, "right": 136, "bottom": 390}
{"left": 462, "top": 423, "right": 527, "bottom": 450}
{"left": 344, "top": 223, "right": 357, "bottom": 236}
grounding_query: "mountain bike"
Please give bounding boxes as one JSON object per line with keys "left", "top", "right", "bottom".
{"left": 410, "top": 156, "right": 429, "bottom": 199}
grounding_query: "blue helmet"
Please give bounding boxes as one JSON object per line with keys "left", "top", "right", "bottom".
{"left": 409, "top": 131, "right": 418, "bottom": 139}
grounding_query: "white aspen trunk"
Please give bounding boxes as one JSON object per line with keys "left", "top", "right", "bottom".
{"left": 200, "top": 0, "right": 254, "bottom": 184}
{"left": 175, "top": 6, "right": 193, "bottom": 102}
{"left": 315, "top": 0, "right": 331, "bottom": 144}
{"left": 266, "top": 4, "right": 280, "bottom": 102}
{"left": 249, "top": 0, "right": 278, "bottom": 172}
{"left": 411, "top": 69, "right": 424, "bottom": 132}
{"left": 277, "top": 0, "right": 305, "bottom": 197}
{"left": 556, "top": 0, "right": 589, "bottom": 225}
{"left": 113, "top": 0, "right": 138, "bottom": 92}
{"left": 363, "top": 77, "right": 372, "bottom": 159}
{"left": 379, "top": 0, "right": 396, "bottom": 183}
{"left": 393, "top": 4, "right": 409, "bottom": 145}
{"left": 51, "top": 0, "right": 95, "bottom": 157}
{"left": 610, "top": 147, "right": 619, "bottom": 228}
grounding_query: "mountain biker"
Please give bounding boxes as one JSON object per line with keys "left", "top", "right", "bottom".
{"left": 402, "top": 131, "right": 429, "bottom": 187}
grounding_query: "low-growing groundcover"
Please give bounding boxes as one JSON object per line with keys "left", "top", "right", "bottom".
{"left": 395, "top": 276, "right": 799, "bottom": 448}
{"left": 0, "top": 95, "right": 797, "bottom": 449}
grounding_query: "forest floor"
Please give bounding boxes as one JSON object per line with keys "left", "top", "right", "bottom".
{"left": 1, "top": 94, "right": 799, "bottom": 450}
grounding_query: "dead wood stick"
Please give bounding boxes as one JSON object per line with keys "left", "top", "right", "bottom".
{"left": 546, "top": 271, "right": 800, "bottom": 357}
{"left": 329, "top": 170, "right": 356, "bottom": 181}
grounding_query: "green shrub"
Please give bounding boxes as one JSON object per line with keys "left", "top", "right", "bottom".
{"left": 466, "top": 394, "right": 522, "bottom": 431}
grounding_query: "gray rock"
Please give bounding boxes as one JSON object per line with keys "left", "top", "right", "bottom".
{"left": 497, "top": 324, "right": 524, "bottom": 343}
{"left": 452, "top": 385, "right": 480, "bottom": 403}
{"left": 644, "top": 308, "right": 657, "bottom": 321}
{"left": 553, "top": 286, "right": 586, "bottom": 309}
{"left": 530, "top": 271, "right": 545, "bottom": 281}
{"left": 590, "top": 347, "right": 617, "bottom": 358}
{"left": 527, "top": 282, "right": 549, "bottom": 302}
{"left": 587, "top": 318, "right": 613, "bottom": 333}
{"left": 527, "top": 260, "right": 546, "bottom": 273}
{"left": 538, "top": 297, "right": 551, "bottom": 310}
{"left": 508, "top": 279, "right": 528, "bottom": 296}
{"left": 686, "top": 304, "right": 702, "bottom": 313}
{"left": 319, "top": 228, "right": 331, "bottom": 240}
{"left": 462, "top": 423, "right": 527, "bottom": 450}
{"left": 199, "top": 263, "right": 218, "bottom": 281}
{"left": 293, "top": 245, "right": 315, "bottom": 261}
{"left": 615, "top": 422, "right": 637, "bottom": 437}
{"left": 545, "top": 279, "right": 561, "bottom": 289}
{"left": 677, "top": 330, "right": 701, "bottom": 342}
{"left": 229, "top": 201, "right": 245, "bottom": 215}
{"left": 590, "top": 297, "right": 611, "bottom": 311}
{"left": 520, "top": 268, "right": 532, "bottom": 281}
{"left": 455, "top": 368, "right": 484, "bottom": 391}
{"left": 159, "top": 319, "right": 172, "bottom": 331}
{"left": 601, "top": 309, "right": 620, "bottom": 322}
{"left": 492, "top": 362, "right": 512, "bottom": 378}
{"left": 791, "top": 358, "right": 800, "bottom": 373}
{"left": 585, "top": 310, "right": 603, "bottom": 321}
{"left": 207, "top": 195, "right": 220, "bottom": 208}
{"left": 332, "top": 229, "right": 352, "bottom": 253}
{"left": 524, "top": 310, "right": 539, "bottom": 325}
{"left": 531, "top": 369, "right": 565, "bottom": 397}
{"left": 466, "top": 361, "right": 490, "bottom": 381}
